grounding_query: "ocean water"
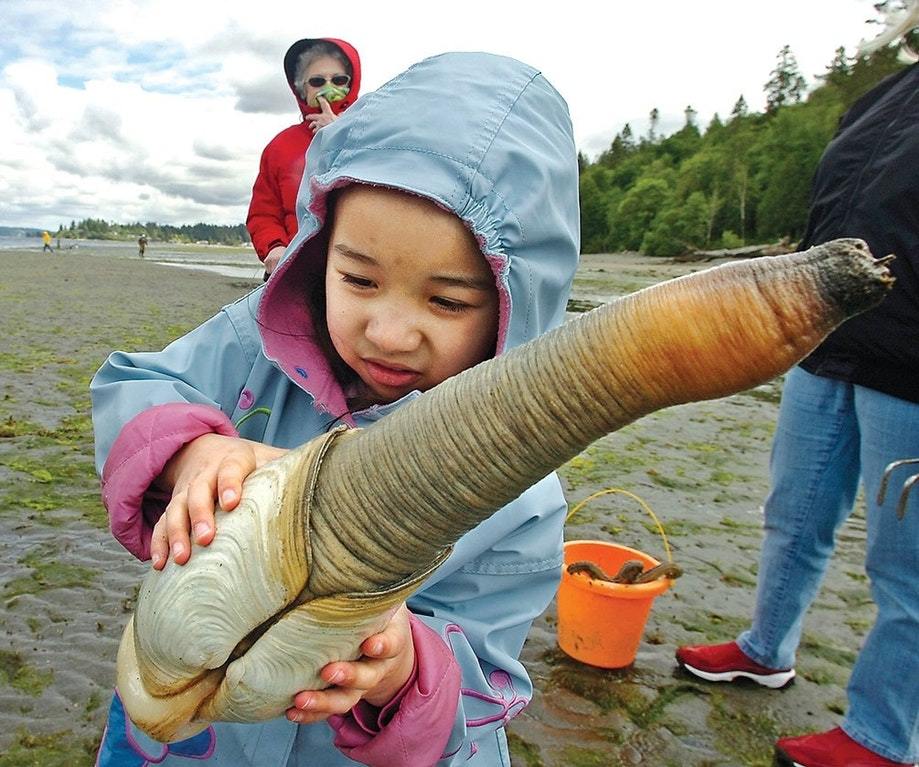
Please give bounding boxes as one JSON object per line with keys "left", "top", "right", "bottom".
{"left": 0, "top": 234, "right": 45, "bottom": 249}
{"left": 0, "top": 235, "right": 264, "bottom": 279}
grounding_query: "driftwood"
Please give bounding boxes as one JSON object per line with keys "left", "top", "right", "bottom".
{"left": 673, "top": 238, "right": 797, "bottom": 263}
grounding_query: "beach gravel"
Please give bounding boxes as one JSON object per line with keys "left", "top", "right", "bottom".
{"left": 0, "top": 246, "right": 874, "bottom": 766}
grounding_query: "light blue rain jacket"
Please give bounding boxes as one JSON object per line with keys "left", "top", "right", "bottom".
{"left": 91, "top": 52, "right": 580, "bottom": 766}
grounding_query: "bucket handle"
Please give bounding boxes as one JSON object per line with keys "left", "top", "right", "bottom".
{"left": 566, "top": 487, "right": 674, "bottom": 564}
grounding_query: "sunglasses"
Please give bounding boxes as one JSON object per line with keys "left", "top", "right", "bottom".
{"left": 307, "top": 74, "right": 351, "bottom": 88}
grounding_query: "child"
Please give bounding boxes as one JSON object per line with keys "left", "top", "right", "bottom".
{"left": 91, "top": 51, "right": 580, "bottom": 766}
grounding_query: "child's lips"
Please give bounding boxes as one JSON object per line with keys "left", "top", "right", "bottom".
{"left": 362, "top": 359, "right": 422, "bottom": 389}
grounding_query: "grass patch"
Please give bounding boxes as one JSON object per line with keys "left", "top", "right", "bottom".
{"left": 0, "top": 484, "right": 106, "bottom": 527}
{"left": 718, "top": 516, "right": 760, "bottom": 531}
{"left": 646, "top": 467, "right": 702, "bottom": 491}
{"left": 0, "top": 729, "right": 96, "bottom": 767}
{"left": 799, "top": 636, "right": 858, "bottom": 667}
{"left": 544, "top": 649, "right": 700, "bottom": 730}
{"left": 545, "top": 651, "right": 632, "bottom": 713}
{"left": 720, "top": 569, "right": 758, "bottom": 588}
{"left": 0, "top": 415, "right": 46, "bottom": 438}
{"left": 82, "top": 690, "right": 104, "bottom": 723}
{"left": 561, "top": 442, "right": 650, "bottom": 491}
{"left": 708, "top": 692, "right": 781, "bottom": 766}
{"left": 739, "top": 384, "right": 784, "bottom": 405}
{"left": 3, "top": 543, "right": 97, "bottom": 598}
{"left": 559, "top": 746, "right": 620, "bottom": 766}
{"left": 844, "top": 616, "right": 872, "bottom": 634}
{"left": 566, "top": 298, "right": 601, "bottom": 313}
{"left": 0, "top": 650, "right": 54, "bottom": 695}
{"left": 507, "top": 731, "right": 544, "bottom": 767}
{"left": 675, "top": 611, "right": 749, "bottom": 640}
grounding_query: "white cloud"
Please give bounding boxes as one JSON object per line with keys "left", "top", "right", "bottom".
{"left": 0, "top": 0, "right": 886, "bottom": 228}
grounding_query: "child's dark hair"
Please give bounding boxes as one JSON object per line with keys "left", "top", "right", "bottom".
{"left": 302, "top": 190, "right": 362, "bottom": 398}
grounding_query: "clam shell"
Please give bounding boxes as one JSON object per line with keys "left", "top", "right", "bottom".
{"left": 117, "top": 428, "right": 449, "bottom": 740}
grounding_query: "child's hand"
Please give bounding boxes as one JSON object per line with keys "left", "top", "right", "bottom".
{"left": 150, "top": 433, "right": 287, "bottom": 569}
{"left": 286, "top": 604, "right": 416, "bottom": 724}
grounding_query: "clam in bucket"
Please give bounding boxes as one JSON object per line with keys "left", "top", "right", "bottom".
{"left": 557, "top": 489, "right": 678, "bottom": 668}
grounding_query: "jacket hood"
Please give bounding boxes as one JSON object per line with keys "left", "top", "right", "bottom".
{"left": 259, "top": 51, "right": 580, "bottom": 416}
{"left": 283, "top": 37, "right": 361, "bottom": 120}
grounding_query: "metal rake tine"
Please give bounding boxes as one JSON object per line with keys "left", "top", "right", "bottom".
{"left": 877, "top": 458, "right": 919, "bottom": 505}
{"left": 895, "top": 473, "right": 919, "bottom": 521}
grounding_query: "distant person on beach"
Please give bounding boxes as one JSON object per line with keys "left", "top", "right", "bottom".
{"left": 137, "top": 234, "right": 147, "bottom": 258}
{"left": 41, "top": 230, "right": 53, "bottom": 252}
{"left": 676, "top": 12, "right": 919, "bottom": 767}
{"left": 246, "top": 37, "right": 361, "bottom": 280}
{"left": 90, "top": 52, "right": 579, "bottom": 766}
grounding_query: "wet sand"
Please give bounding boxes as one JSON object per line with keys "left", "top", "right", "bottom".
{"left": 0, "top": 246, "right": 873, "bottom": 766}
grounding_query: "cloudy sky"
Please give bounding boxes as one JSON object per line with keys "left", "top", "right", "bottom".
{"left": 0, "top": 0, "right": 887, "bottom": 230}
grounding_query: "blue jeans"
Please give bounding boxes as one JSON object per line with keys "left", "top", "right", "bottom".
{"left": 737, "top": 367, "right": 918, "bottom": 762}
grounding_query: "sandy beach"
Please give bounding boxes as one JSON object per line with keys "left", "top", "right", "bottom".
{"left": 0, "top": 245, "right": 874, "bottom": 766}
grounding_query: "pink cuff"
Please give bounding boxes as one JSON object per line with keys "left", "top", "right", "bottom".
{"left": 100, "top": 403, "right": 238, "bottom": 560}
{"left": 329, "top": 614, "right": 461, "bottom": 766}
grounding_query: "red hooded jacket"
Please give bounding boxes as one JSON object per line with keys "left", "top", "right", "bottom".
{"left": 246, "top": 38, "right": 361, "bottom": 261}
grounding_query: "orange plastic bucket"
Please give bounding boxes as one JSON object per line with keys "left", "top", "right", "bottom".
{"left": 557, "top": 539, "right": 673, "bottom": 668}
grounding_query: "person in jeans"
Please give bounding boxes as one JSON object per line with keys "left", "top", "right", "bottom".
{"left": 676, "top": 10, "right": 919, "bottom": 767}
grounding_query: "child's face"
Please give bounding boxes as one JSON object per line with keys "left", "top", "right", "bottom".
{"left": 325, "top": 185, "right": 499, "bottom": 405}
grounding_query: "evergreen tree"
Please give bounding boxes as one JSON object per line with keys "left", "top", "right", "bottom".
{"left": 705, "top": 113, "right": 725, "bottom": 139}
{"left": 579, "top": 172, "right": 612, "bottom": 253}
{"left": 821, "top": 46, "right": 852, "bottom": 87}
{"left": 764, "top": 45, "right": 807, "bottom": 114}
{"left": 621, "top": 123, "right": 635, "bottom": 149}
{"left": 616, "top": 171, "right": 673, "bottom": 250}
{"left": 597, "top": 123, "right": 637, "bottom": 169}
{"left": 555, "top": 41, "right": 909, "bottom": 254}
{"left": 641, "top": 190, "right": 710, "bottom": 256}
{"left": 647, "top": 108, "right": 660, "bottom": 143}
{"left": 659, "top": 123, "right": 702, "bottom": 165}
{"left": 731, "top": 95, "right": 748, "bottom": 120}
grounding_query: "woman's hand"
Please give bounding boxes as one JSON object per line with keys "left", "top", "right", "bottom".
{"left": 304, "top": 97, "right": 338, "bottom": 132}
{"left": 263, "top": 245, "right": 286, "bottom": 276}
{"left": 286, "top": 605, "right": 416, "bottom": 724}
{"left": 150, "top": 433, "right": 287, "bottom": 569}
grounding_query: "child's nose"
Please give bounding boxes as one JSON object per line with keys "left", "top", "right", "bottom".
{"left": 365, "top": 309, "right": 422, "bottom": 353}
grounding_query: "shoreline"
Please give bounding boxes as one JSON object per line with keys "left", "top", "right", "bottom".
{"left": 1, "top": 239, "right": 264, "bottom": 278}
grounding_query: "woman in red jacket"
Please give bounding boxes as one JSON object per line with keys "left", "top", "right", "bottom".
{"left": 247, "top": 38, "right": 361, "bottom": 277}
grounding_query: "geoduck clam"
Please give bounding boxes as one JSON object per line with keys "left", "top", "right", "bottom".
{"left": 118, "top": 239, "right": 893, "bottom": 742}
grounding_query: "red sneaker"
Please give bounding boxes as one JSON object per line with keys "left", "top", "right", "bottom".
{"left": 775, "top": 727, "right": 915, "bottom": 767}
{"left": 675, "top": 640, "right": 795, "bottom": 688}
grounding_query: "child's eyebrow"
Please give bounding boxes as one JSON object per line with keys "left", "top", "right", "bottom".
{"left": 429, "top": 274, "right": 495, "bottom": 291}
{"left": 333, "top": 244, "right": 376, "bottom": 265}
{"left": 333, "top": 244, "right": 493, "bottom": 291}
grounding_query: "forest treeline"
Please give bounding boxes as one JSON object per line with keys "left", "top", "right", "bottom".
{"left": 57, "top": 219, "right": 250, "bottom": 246}
{"left": 49, "top": 43, "right": 910, "bottom": 255}
{"left": 579, "top": 44, "right": 909, "bottom": 256}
